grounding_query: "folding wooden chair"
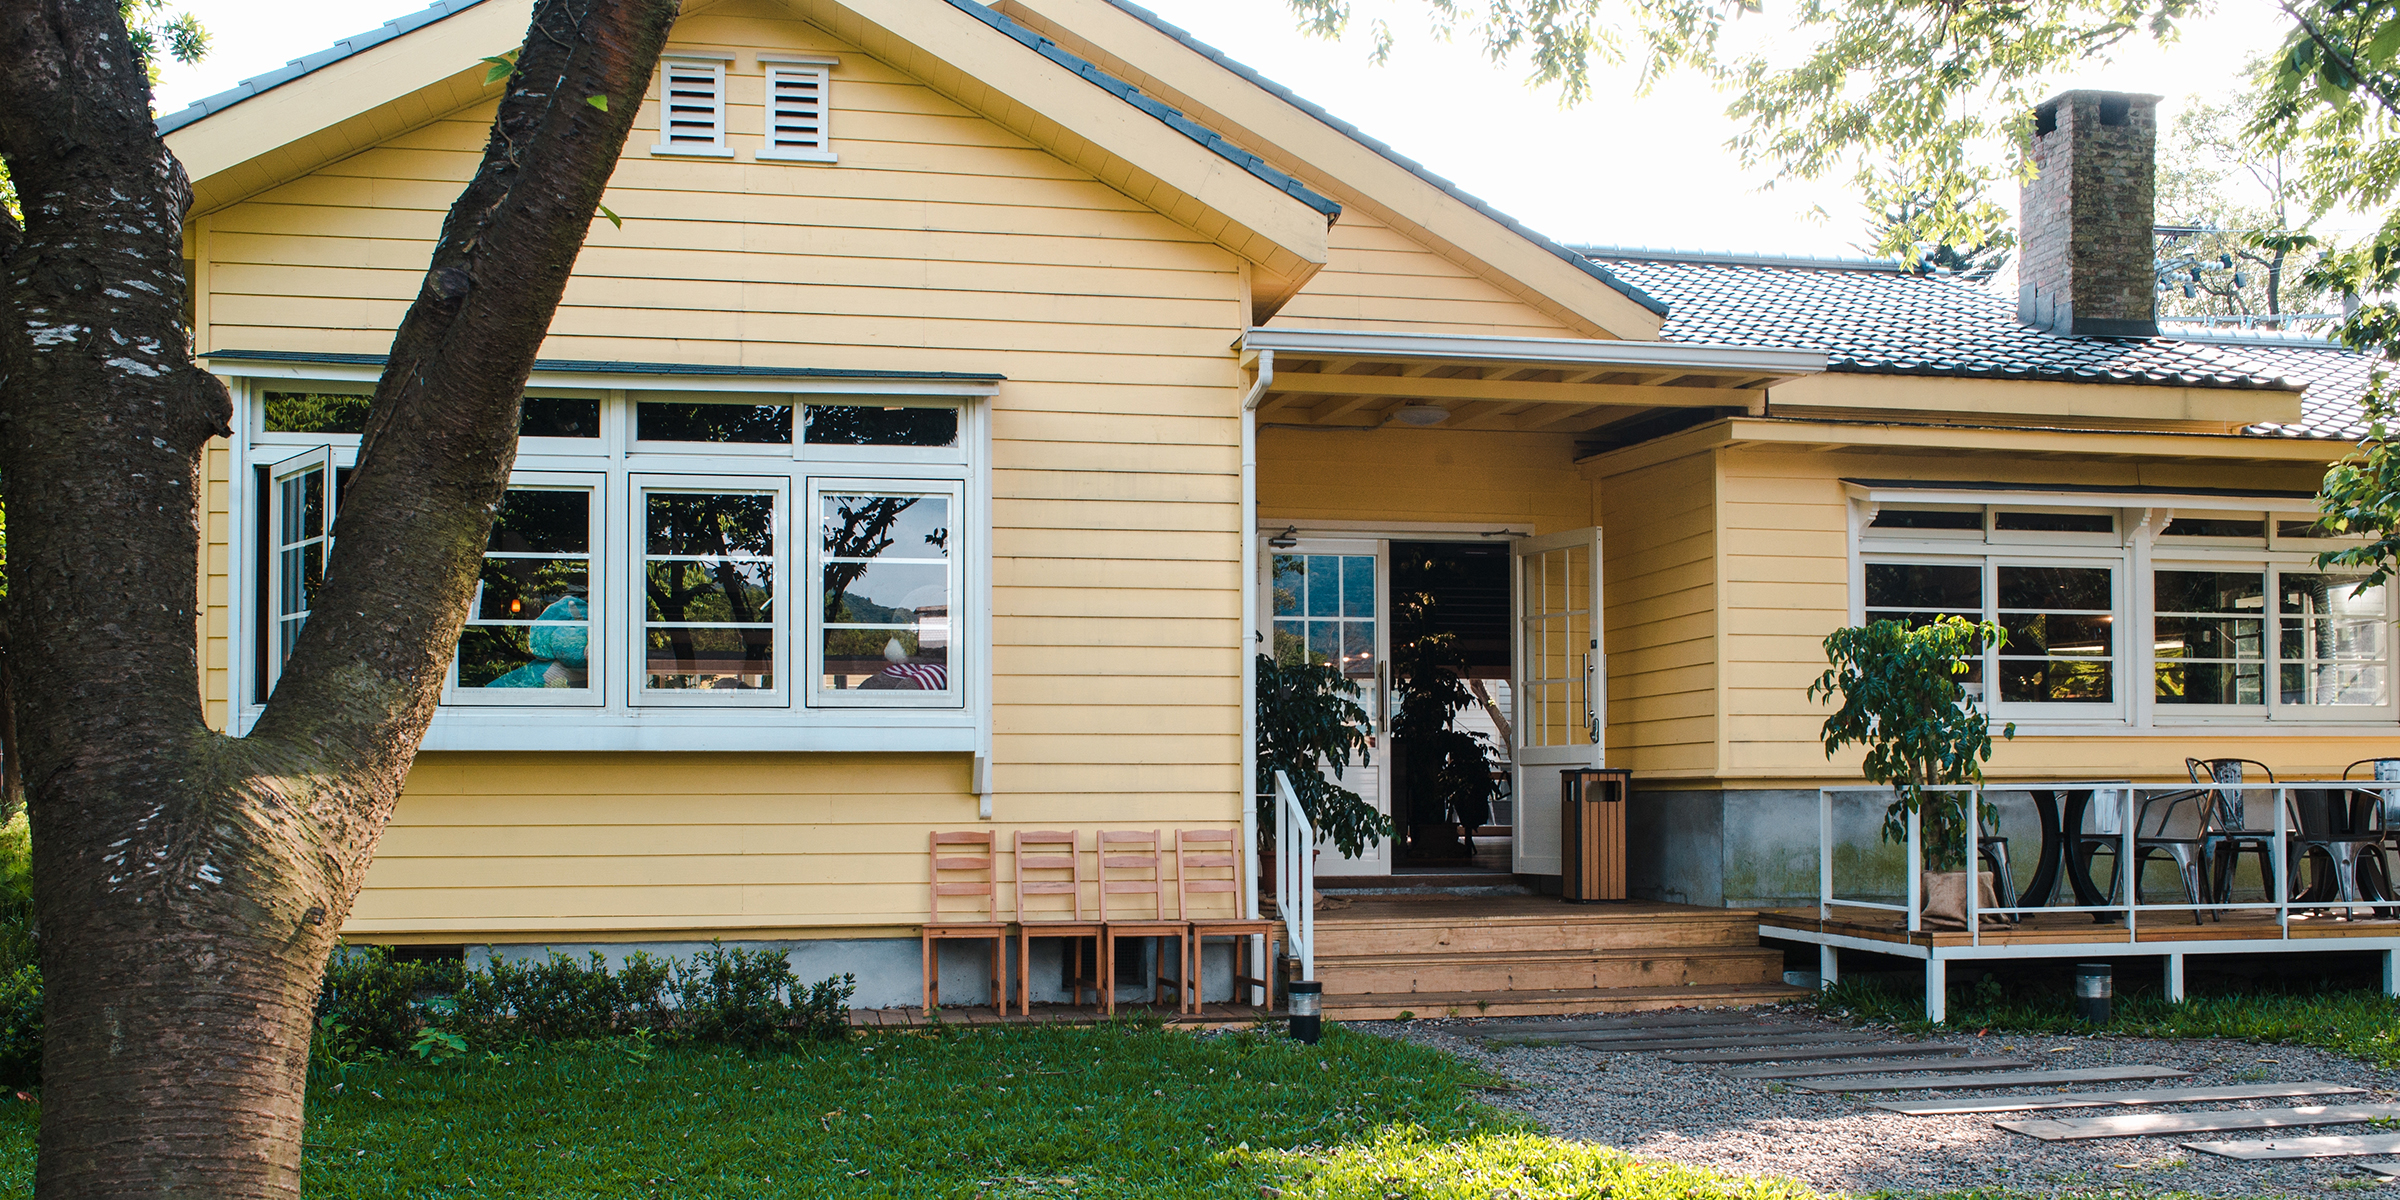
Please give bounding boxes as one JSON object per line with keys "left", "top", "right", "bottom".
{"left": 1013, "top": 830, "right": 1103, "bottom": 1014}
{"left": 1176, "top": 828, "right": 1279, "bottom": 1015}
{"left": 1096, "top": 829, "right": 1187, "bottom": 1015}
{"left": 921, "top": 830, "right": 1008, "bottom": 1017}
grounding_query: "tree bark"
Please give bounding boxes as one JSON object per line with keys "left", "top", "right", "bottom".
{"left": 0, "top": 0, "right": 676, "bottom": 1194}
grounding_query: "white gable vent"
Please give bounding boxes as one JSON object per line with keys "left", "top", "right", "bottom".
{"left": 758, "top": 55, "right": 838, "bottom": 163}
{"left": 650, "top": 52, "right": 733, "bottom": 157}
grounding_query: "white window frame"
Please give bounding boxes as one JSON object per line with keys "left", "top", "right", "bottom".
{"left": 807, "top": 475, "right": 967, "bottom": 710}
{"left": 1848, "top": 485, "right": 2399, "bottom": 733}
{"left": 214, "top": 365, "right": 995, "bottom": 753}
{"left": 263, "top": 444, "right": 337, "bottom": 698}
{"left": 757, "top": 55, "right": 838, "bottom": 164}
{"left": 443, "top": 472, "right": 607, "bottom": 708}
{"left": 650, "top": 53, "right": 735, "bottom": 158}
{"left": 631, "top": 473, "right": 791, "bottom": 708}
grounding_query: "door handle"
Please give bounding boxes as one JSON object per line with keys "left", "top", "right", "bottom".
{"left": 1583, "top": 642, "right": 1601, "bottom": 744}
{"left": 1375, "top": 661, "right": 1387, "bottom": 732}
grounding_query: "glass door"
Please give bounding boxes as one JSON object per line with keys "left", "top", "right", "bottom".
{"left": 1513, "top": 528, "right": 1603, "bottom": 876}
{"left": 1266, "top": 540, "right": 1390, "bottom": 874}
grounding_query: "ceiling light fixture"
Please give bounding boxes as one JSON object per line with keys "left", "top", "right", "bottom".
{"left": 1393, "top": 404, "right": 1449, "bottom": 427}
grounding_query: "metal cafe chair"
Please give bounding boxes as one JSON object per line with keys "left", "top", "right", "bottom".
{"left": 2314, "top": 760, "right": 2400, "bottom": 913}
{"left": 2076, "top": 781, "right": 2209, "bottom": 925}
{"left": 2190, "top": 758, "right": 2304, "bottom": 915}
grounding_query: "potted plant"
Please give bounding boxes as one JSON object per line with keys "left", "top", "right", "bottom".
{"left": 1255, "top": 651, "right": 1389, "bottom": 908}
{"left": 1808, "top": 616, "right": 2015, "bottom": 928}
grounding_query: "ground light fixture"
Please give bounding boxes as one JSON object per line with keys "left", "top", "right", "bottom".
{"left": 1287, "top": 980, "right": 1322, "bottom": 1043}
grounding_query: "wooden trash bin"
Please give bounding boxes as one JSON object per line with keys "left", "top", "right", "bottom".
{"left": 1561, "top": 768, "right": 1632, "bottom": 903}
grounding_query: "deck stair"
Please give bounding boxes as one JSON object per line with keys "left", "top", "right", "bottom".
{"left": 1307, "top": 895, "right": 1806, "bottom": 1019}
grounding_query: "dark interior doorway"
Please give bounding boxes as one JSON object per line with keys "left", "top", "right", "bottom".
{"left": 1388, "top": 541, "right": 1513, "bottom": 872}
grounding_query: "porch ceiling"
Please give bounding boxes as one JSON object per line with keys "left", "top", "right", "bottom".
{"left": 1239, "top": 327, "right": 1827, "bottom": 434}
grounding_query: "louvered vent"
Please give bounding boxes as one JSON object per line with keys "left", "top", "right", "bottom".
{"left": 759, "top": 58, "right": 837, "bottom": 163}
{"left": 650, "top": 57, "right": 730, "bottom": 156}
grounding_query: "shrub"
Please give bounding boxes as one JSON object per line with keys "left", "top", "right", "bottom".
{"left": 0, "top": 965, "right": 40, "bottom": 1088}
{"left": 454, "top": 951, "right": 671, "bottom": 1043}
{"left": 671, "top": 942, "right": 854, "bottom": 1048}
{"left": 317, "top": 946, "right": 463, "bottom": 1055}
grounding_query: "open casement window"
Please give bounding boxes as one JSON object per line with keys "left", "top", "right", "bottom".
{"left": 810, "top": 479, "right": 964, "bottom": 707}
{"left": 447, "top": 480, "right": 602, "bottom": 705}
{"left": 2153, "top": 566, "right": 2392, "bottom": 718}
{"left": 264, "top": 446, "right": 335, "bottom": 696}
{"left": 758, "top": 56, "right": 836, "bottom": 162}
{"left": 637, "top": 478, "right": 784, "bottom": 705}
{"left": 650, "top": 56, "right": 732, "bottom": 157}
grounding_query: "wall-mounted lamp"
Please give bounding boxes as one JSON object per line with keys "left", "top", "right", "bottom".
{"left": 1267, "top": 525, "right": 1300, "bottom": 549}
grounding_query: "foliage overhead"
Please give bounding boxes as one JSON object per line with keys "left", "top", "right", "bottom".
{"left": 1808, "top": 617, "right": 2013, "bottom": 871}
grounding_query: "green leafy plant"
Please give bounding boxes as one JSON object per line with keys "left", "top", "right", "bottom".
{"left": 1808, "top": 616, "right": 2014, "bottom": 871}
{"left": 1255, "top": 652, "right": 1388, "bottom": 858}
{"left": 1388, "top": 584, "right": 1501, "bottom": 858}
{"left": 408, "top": 1028, "right": 468, "bottom": 1066}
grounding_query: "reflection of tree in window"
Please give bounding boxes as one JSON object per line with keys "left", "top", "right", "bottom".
{"left": 645, "top": 493, "right": 774, "bottom": 686}
{"left": 803, "top": 405, "right": 957, "bottom": 447}
{"left": 820, "top": 495, "right": 950, "bottom": 691}
{"left": 821, "top": 496, "right": 924, "bottom": 621}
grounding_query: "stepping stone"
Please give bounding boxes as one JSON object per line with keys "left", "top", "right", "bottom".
{"left": 1796, "top": 1065, "right": 2190, "bottom": 1093}
{"left": 1874, "top": 1082, "right": 2370, "bottom": 1116}
{"left": 2186, "top": 1132, "right": 2400, "bottom": 1160}
{"left": 1670, "top": 1041, "right": 1978, "bottom": 1065}
{"left": 2361, "top": 1163, "right": 2400, "bottom": 1179}
{"left": 1477, "top": 1012, "right": 1762, "bottom": 1037}
{"left": 1576, "top": 1030, "right": 1878, "bottom": 1053}
{"left": 2001, "top": 1105, "right": 2400, "bottom": 1142}
{"left": 1729, "top": 1056, "right": 2033, "bottom": 1081}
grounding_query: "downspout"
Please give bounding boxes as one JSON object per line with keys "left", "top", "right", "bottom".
{"left": 1239, "top": 350, "right": 1273, "bottom": 926}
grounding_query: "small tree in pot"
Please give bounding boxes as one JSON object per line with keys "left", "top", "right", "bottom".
{"left": 1808, "top": 617, "right": 2015, "bottom": 921}
{"left": 1255, "top": 653, "right": 1389, "bottom": 893}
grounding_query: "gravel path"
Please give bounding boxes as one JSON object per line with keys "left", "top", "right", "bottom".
{"left": 1365, "top": 1006, "right": 2400, "bottom": 1197}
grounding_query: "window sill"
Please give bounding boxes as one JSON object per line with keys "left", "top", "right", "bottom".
{"left": 2008, "top": 720, "right": 2399, "bottom": 738}
{"left": 237, "top": 707, "right": 976, "bottom": 753}
{"left": 649, "top": 145, "right": 736, "bottom": 158}
{"left": 757, "top": 149, "right": 838, "bottom": 163}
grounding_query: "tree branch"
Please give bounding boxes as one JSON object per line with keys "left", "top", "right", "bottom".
{"left": 2279, "top": 0, "right": 2400, "bottom": 121}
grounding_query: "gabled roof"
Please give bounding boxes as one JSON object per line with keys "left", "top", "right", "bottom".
{"left": 155, "top": 0, "right": 1338, "bottom": 311}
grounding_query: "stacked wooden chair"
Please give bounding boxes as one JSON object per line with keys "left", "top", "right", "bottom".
{"left": 917, "top": 827, "right": 1284, "bottom": 1017}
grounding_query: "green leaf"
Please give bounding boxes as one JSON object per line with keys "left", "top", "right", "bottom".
{"left": 596, "top": 203, "right": 622, "bottom": 230}
{"left": 586, "top": 94, "right": 609, "bottom": 112}
{"left": 480, "top": 50, "right": 518, "bottom": 85}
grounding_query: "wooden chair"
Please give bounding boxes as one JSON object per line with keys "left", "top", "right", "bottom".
{"left": 1177, "top": 828, "right": 1279, "bottom": 1015}
{"left": 1012, "top": 830, "right": 1103, "bottom": 1014}
{"left": 921, "top": 830, "right": 1008, "bottom": 1017}
{"left": 1096, "top": 829, "right": 1187, "bottom": 1015}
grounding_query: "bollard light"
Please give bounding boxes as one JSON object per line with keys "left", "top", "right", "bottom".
{"left": 2074, "top": 962, "right": 2112, "bottom": 1025}
{"left": 1287, "top": 981, "right": 1322, "bottom": 1044}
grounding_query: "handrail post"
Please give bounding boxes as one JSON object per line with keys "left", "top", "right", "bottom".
{"left": 1819, "top": 787, "right": 1832, "bottom": 922}
{"left": 1272, "top": 770, "right": 1315, "bottom": 983}
{"left": 2122, "top": 786, "right": 2136, "bottom": 933}
{"left": 1906, "top": 800, "right": 1922, "bottom": 934}
{"left": 1967, "top": 785, "right": 1981, "bottom": 947}
{"left": 2275, "top": 784, "right": 2290, "bottom": 939}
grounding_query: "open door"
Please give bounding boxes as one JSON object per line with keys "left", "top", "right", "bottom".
{"left": 1512, "top": 528, "right": 1603, "bottom": 876}
{"left": 1265, "top": 540, "right": 1390, "bottom": 874}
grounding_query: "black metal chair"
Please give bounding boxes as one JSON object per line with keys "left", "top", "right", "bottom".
{"left": 2191, "top": 758, "right": 2305, "bottom": 916}
{"left": 2074, "top": 784, "right": 2208, "bottom": 925}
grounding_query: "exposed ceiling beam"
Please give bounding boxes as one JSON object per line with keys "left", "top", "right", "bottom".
{"left": 1305, "top": 393, "right": 1386, "bottom": 425}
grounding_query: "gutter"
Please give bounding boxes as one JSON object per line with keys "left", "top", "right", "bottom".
{"left": 1238, "top": 351, "right": 1272, "bottom": 973}
{"left": 1238, "top": 327, "right": 1825, "bottom": 380}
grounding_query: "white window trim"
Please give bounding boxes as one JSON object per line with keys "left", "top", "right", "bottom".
{"left": 651, "top": 55, "right": 735, "bottom": 159}
{"left": 443, "top": 472, "right": 607, "bottom": 707}
{"left": 806, "top": 476, "right": 966, "bottom": 710}
{"left": 757, "top": 55, "right": 838, "bottom": 164}
{"left": 217, "top": 373, "right": 993, "bottom": 753}
{"left": 1849, "top": 488, "right": 2397, "bottom": 735}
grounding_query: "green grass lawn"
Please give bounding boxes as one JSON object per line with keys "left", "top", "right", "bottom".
{"left": 0, "top": 1021, "right": 1822, "bottom": 1199}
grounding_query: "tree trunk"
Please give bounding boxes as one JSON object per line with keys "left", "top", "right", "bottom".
{"left": 0, "top": 0, "right": 677, "bottom": 1194}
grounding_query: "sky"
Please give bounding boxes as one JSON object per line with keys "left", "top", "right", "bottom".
{"left": 147, "top": 0, "right": 2300, "bottom": 258}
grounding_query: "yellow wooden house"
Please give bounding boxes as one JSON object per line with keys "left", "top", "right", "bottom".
{"left": 165, "top": 0, "right": 2397, "bottom": 1014}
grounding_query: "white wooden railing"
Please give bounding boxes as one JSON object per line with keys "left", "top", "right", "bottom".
{"left": 1273, "top": 769, "right": 1315, "bottom": 982}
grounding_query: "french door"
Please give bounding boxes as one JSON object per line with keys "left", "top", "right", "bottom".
{"left": 1513, "top": 528, "right": 1604, "bottom": 876}
{"left": 1265, "top": 539, "right": 1390, "bottom": 874}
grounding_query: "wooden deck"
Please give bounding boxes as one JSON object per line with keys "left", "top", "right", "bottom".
{"left": 846, "top": 1002, "right": 1282, "bottom": 1030}
{"left": 1764, "top": 904, "right": 2400, "bottom": 951}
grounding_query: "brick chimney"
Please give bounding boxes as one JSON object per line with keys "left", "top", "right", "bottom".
{"left": 2018, "top": 90, "right": 2162, "bottom": 338}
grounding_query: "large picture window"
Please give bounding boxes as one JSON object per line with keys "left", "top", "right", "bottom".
{"left": 235, "top": 376, "right": 984, "bottom": 749}
{"left": 1859, "top": 497, "right": 2395, "bottom": 727}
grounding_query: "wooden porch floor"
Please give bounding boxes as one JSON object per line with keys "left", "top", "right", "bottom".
{"left": 846, "top": 1002, "right": 1281, "bottom": 1030}
{"left": 1765, "top": 904, "right": 2400, "bottom": 950}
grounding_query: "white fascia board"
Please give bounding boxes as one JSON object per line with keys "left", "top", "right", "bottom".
{"left": 1841, "top": 480, "right": 2324, "bottom": 513}
{"left": 201, "top": 357, "right": 1001, "bottom": 397}
{"left": 1239, "top": 327, "right": 1826, "bottom": 379}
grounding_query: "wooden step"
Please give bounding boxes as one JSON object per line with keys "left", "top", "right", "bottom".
{"left": 1315, "top": 945, "right": 1786, "bottom": 994}
{"left": 1315, "top": 911, "right": 1768, "bottom": 957}
{"left": 1321, "top": 981, "right": 1809, "bottom": 1021}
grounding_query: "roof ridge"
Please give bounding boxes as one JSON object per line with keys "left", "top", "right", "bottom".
{"left": 1575, "top": 245, "right": 1909, "bottom": 272}
{"left": 155, "top": 0, "right": 489, "bottom": 135}
{"left": 1096, "top": 0, "right": 1668, "bottom": 318}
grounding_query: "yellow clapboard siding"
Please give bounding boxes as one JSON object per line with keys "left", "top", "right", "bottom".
{"left": 1274, "top": 209, "right": 1576, "bottom": 337}
{"left": 1600, "top": 449, "right": 1719, "bottom": 772}
{"left": 994, "top": 586, "right": 1239, "bottom": 619}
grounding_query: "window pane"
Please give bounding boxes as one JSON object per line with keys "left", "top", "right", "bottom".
{"left": 1273, "top": 619, "right": 1306, "bottom": 667}
{"left": 1272, "top": 555, "right": 1304, "bottom": 618}
{"left": 820, "top": 492, "right": 952, "bottom": 695}
{"left": 1305, "top": 555, "right": 1339, "bottom": 617}
{"left": 522, "top": 396, "right": 600, "bottom": 438}
{"left": 1999, "top": 566, "right": 2111, "bottom": 611}
{"left": 823, "top": 561, "right": 941, "bottom": 623}
{"left": 2000, "top": 659, "right": 2113, "bottom": 702}
{"left": 2156, "top": 615, "right": 2262, "bottom": 661}
{"left": 2157, "top": 659, "right": 2264, "bottom": 706}
{"left": 264, "top": 391, "right": 370, "bottom": 435}
{"left": 2281, "top": 574, "right": 2389, "bottom": 618}
{"left": 489, "top": 490, "right": 590, "bottom": 555}
{"left": 475, "top": 560, "right": 590, "bottom": 621}
{"left": 1995, "top": 511, "right": 2114, "bottom": 534}
{"left": 1343, "top": 555, "right": 1375, "bottom": 618}
{"left": 820, "top": 495, "right": 950, "bottom": 560}
{"left": 2161, "top": 517, "right": 2265, "bottom": 538}
{"left": 803, "top": 405, "right": 959, "bottom": 447}
{"left": 2277, "top": 519, "right": 2339, "bottom": 539}
{"left": 1343, "top": 620, "right": 1375, "bottom": 677}
{"left": 647, "top": 627, "right": 774, "bottom": 690}
{"left": 2155, "top": 570, "right": 2265, "bottom": 614}
{"left": 2000, "top": 612, "right": 2114, "bottom": 657}
{"left": 637, "top": 401, "right": 792, "bottom": 444}
{"left": 1865, "top": 563, "right": 1981, "bottom": 610}
{"left": 645, "top": 490, "right": 775, "bottom": 692}
{"left": 1995, "top": 565, "right": 2114, "bottom": 703}
{"left": 459, "top": 488, "right": 593, "bottom": 692}
{"left": 1870, "top": 509, "right": 1982, "bottom": 531}
{"left": 649, "top": 493, "right": 774, "bottom": 556}
{"left": 646, "top": 561, "right": 774, "bottom": 622}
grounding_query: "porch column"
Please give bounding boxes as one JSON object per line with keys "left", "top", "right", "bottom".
{"left": 2385, "top": 948, "right": 2398, "bottom": 998}
{"left": 1924, "top": 954, "right": 1946, "bottom": 1024}
{"left": 1819, "top": 944, "right": 1838, "bottom": 989}
{"left": 2164, "top": 953, "right": 2185, "bottom": 1003}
